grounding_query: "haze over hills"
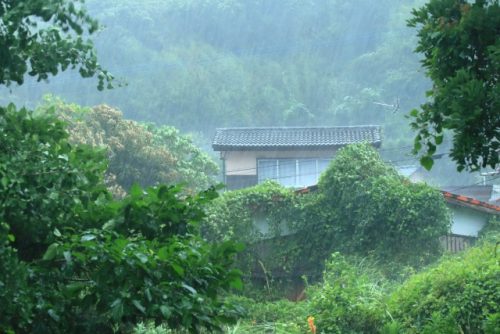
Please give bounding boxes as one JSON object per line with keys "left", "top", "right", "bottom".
{"left": 0, "top": 0, "right": 490, "bottom": 185}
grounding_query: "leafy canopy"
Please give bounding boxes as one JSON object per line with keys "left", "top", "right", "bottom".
{"left": 0, "top": 0, "right": 113, "bottom": 89}
{"left": 36, "top": 96, "right": 219, "bottom": 195}
{"left": 316, "top": 143, "right": 451, "bottom": 267}
{"left": 0, "top": 105, "right": 243, "bottom": 333}
{"left": 408, "top": 0, "right": 500, "bottom": 171}
{"left": 205, "top": 144, "right": 451, "bottom": 288}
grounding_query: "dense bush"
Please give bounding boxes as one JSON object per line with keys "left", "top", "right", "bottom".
{"left": 313, "top": 143, "right": 451, "bottom": 267}
{"left": 388, "top": 242, "right": 500, "bottom": 333}
{"left": 204, "top": 181, "right": 298, "bottom": 243}
{"left": 224, "top": 295, "right": 308, "bottom": 334}
{"left": 0, "top": 105, "right": 243, "bottom": 333}
{"left": 0, "top": 103, "right": 109, "bottom": 261}
{"left": 307, "top": 253, "right": 388, "bottom": 334}
{"left": 205, "top": 144, "right": 451, "bottom": 294}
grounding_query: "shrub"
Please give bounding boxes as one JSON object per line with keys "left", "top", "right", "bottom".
{"left": 225, "top": 295, "right": 308, "bottom": 334}
{"left": 388, "top": 242, "right": 500, "bottom": 333}
{"left": 315, "top": 143, "right": 450, "bottom": 267}
{"left": 0, "top": 104, "right": 243, "bottom": 333}
{"left": 307, "top": 253, "right": 388, "bottom": 334}
{"left": 203, "top": 181, "right": 298, "bottom": 244}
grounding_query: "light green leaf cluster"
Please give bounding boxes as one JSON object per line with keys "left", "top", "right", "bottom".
{"left": 36, "top": 96, "right": 219, "bottom": 195}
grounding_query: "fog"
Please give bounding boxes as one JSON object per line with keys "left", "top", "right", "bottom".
{"left": 0, "top": 0, "right": 488, "bottom": 186}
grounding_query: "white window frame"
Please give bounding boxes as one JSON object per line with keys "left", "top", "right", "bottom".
{"left": 257, "top": 158, "right": 331, "bottom": 187}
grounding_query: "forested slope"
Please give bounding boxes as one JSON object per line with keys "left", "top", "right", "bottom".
{"left": 1, "top": 0, "right": 490, "bottom": 184}
{"left": 2, "top": 1, "right": 427, "bottom": 145}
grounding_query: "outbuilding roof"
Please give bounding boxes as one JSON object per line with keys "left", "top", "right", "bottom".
{"left": 442, "top": 190, "right": 500, "bottom": 215}
{"left": 212, "top": 126, "right": 382, "bottom": 151}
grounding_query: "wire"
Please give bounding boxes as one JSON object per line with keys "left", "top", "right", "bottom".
{"left": 446, "top": 175, "right": 500, "bottom": 193}
{"left": 222, "top": 150, "right": 439, "bottom": 175}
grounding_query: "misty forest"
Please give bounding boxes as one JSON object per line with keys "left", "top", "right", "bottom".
{"left": 1, "top": 0, "right": 499, "bottom": 333}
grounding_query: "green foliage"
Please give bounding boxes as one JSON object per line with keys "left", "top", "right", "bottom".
{"left": 0, "top": 105, "right": 243, "bottom": 333}
{"left": 5, "top": 0, "right": 433, "bottom": 167}
{"left": 315, "top": 143, "right": 451, "bottom": 267}
{"left": 307, "top": 253, "right": 388, "bottom": 334}
{"left": 0, "top": 223, "right": 33, "bottom": 332}
{"left": 0, "top": 0, "right": 113, "bottom": 89}
{"left": 205, "top": 144, "right": 451, "bottom": 295}
{"left": 388, "top": 242, "right": 500, "bottom": 333}
{"left": 36, "top": 96, "right": 219, "bottom": 195}
{"left": 0, "top": 103, "right": 108, "bottom": 260}
{"left": 224, "top": 295, "right": 308, "bottom": 334}
{"left": 45, "top": 219, "right": 244, "bottom": 332}
{"left": 134, "top": 322, "right": 174, "bottom": 334}
{"left": 408, "top": 0, "right": 500, "bottom": 171}
{"left": 478, "top": 216, "right": 500, "bottom": 242}
{"left": 204, "top": 181, "right": 298, "bottom": 243}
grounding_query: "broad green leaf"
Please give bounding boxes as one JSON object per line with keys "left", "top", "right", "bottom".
{"left": 420, "top": 156, "right": 434, "bottom": 171}
{"left": 130, "top": 183, "right": 143, "bottom": 197}
{"left": 435, "top": 134, "right": 444, "bottom": 145}
{"left": 47, "top": 309, "right": 60, "bottom": 322}
{"left": 110, "top": 299, "right": 124, "bottom": 321}
{"left": 171, "top": 263, "right": 185, "bottom": 277}
{"left": 63, "top": 251, "right": 72, "bottom": 265}
{"left": 0, "top": 176, "right": 8, "bottom": 187}
{"left": 132, "top": 299, "right": 146, "bottom": 314}
{"left": 160, "top": 305, "right": 171, "bottom": 318}
{"left": 181, "top": 283, "right": 197, "bottom": 295}
{"left": 81, "top": 234, "right": 96, "bottom": 242}
{"left": 136, "top": 253, "right": 148, "bottom": 264}
{"left": 229, "top": 277, "right": 243, "bottom": 290}
{"left": 157, "top": 246, "right": 170, "bottom": 260}
{"left": 43, "top": 243, "right": 59, "bottom": 261}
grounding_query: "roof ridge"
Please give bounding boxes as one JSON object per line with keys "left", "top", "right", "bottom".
{"left": 215, "top": 125, "right": 381, "bottom": 130}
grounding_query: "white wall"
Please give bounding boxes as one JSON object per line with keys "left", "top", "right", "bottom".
{"left": 224, "top": 149, "right": 336, "bottom": 176}
{"left": 449, "top": 205, "right": 489, "bottom": 236}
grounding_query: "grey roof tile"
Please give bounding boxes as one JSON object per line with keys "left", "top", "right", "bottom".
{"left": 212, "top": 126, "right": 382, "bottom": 151}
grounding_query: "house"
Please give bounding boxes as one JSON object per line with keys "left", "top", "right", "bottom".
{"left": 441, "top": 185, "right": 499, "bottom": 236}
{"left": 212, "top": 126, "right": 382, "bottom": 190}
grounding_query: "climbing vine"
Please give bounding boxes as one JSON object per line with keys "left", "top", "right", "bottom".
{"left": 204, "top": 144, "right": 451, "bottom": 291}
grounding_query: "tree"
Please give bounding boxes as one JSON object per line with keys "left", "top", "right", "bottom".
{"left": 0, "top": 103, "right": 243, "bottom": 334}
{"left": 0, "top": 1, "right": 242, "bottom": 332}
{"left": 0, "top": 103, "right": 109, "bottom": 261}
{"left": 408, "top": 0, "right": 500, "bottom": 171}
{"left": 36, "top": 96, "right": 219, "bottom": 195}
{"left": 317, "top": 143, "right": 451, "bottom": 267}
{"left": 0, "top": 0, "right": 113, "bottom": 89}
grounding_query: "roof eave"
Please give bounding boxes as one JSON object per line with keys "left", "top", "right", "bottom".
{"left": 442, "top": 191, "right": 500, "bottom": 215}
{"left": 212, "top": 140, "right": 382, "bottom": 152}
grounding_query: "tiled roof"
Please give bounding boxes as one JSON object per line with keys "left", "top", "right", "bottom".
{"left": 297, "top": 185, "right": 500, "bottom": 214}
{"left": 212, "top": 126, "right": 382, "bottom": 151}
{"left": 442, "top": 191, "right": 500, "bottom": 214}
{"left": 441, "top": 185, "right": 498, "bottom": 205}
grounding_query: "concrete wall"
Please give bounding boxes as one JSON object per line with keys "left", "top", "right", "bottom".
{"left": 448, "top": 204, "right": 489, "bottom": 236}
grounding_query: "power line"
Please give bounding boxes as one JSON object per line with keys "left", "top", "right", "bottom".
{"left": 222, "top": 148, "right": 442, "bottom": 175}
{"left": 447, "top": 174, "right": 500, "bottom": 193}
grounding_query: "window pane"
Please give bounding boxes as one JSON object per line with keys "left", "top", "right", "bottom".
{"left": 317, "top": 159, "right": 332, "bottom": 178}
{"left": 279, "top": 159, "right": 296, "bottom": 186}
{"left": 298, "top": 159, "right": 317, "bottom": 186}
{"left": 258, "top": 159, "right": 277, "bottom": 183}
